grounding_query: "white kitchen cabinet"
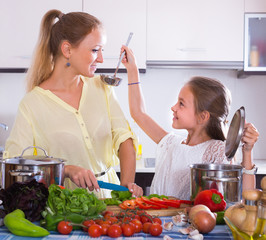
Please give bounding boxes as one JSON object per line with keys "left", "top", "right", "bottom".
{"left": 245, "top": 0, "right": 266, "bottom": 12}
{"left": 147, "top": 0, "right": 244, "bottom": 64}
{"left": 0, "top": 0, "right": 82, "bottom": 69}
{"left": 83, "top": 0, "right": 146, "bottom": 70}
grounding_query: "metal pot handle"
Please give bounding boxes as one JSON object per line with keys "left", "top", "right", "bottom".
{"left": 19, "top": 146, "right": 50, "bottom": 157}
{"left": 9, "top": 169, "right": 42, "bottom": 177}
{"left": 202, "top": 176, "right": 241, "bottom": 182}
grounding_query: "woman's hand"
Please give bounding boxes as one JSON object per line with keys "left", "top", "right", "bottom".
{"left": 126, "top": 183, "right": 143, "bottom": 198}
{"left": 241, "top": 122, "right": 259, "bottom": 152}
{"left": 64, "top": 165, "right": 100, "bottom": 192}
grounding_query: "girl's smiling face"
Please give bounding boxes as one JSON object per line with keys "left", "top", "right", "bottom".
{"left": 69, "top": 27, "right": 106, "bottom": 77}
{"left": 171, "top": 85, "right": 198, "bottom": 130}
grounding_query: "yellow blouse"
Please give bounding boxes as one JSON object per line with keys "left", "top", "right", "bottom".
{"left": 4, "top": 75, "right": 137, "bottom": 198}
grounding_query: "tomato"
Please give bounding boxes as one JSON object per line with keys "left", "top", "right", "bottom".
{"left": 130, "top": 219, "right": 142, "bottom": 233}
{"left": 152, "top": 217, "right": 162, "bottom": 225}
{"left": 140, "top": 214, "right": 152, "bottom": 224}
{"left": 122, "top": 223, "right": 135, "bottom": 237}
{"left": 121, "top": 216, "right": 132, "bottom": 223}
{"left": 94, "top": 219, "right": 104, "bottom": 225}
{"left": 100, "top": 224, "right": 110, "bottom": 235}
{"left": 103, "top": 211, "right": 114, "bottom": 219}
{"left": 101, "top": 219, "right": 112, "bottom": 225}
{"left": 88, "top": 224, "right": 102, "bottom": 238}
{"left": 136, "top": 210, "right": 146, "bottom": 215}
{"left": 57, "top": 221, "right": 73, "bottom": 235}
{"left": 108, "top": 216, "right": 118, "bottom": 224}
{"left": 142, "top": 222, "right": 152, "bottom": 233}
{"left": 134, "top": 214, "right": 141, "bottom": 221}
{"left": 57, "top": 185, "right": 65, "bottom": 189}
{"left": 82, "top": 219, "right": 96, "bottom": 232}
{"left": 107, "top": 224, "right": 122, "bottom": 238}
{"left": 149, "top": 223, "right": 163, "bottom": 236}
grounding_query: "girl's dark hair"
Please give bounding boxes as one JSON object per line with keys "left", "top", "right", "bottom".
{"left": 186, "top": 76, "right": 231, "bottom": 141}
{"left": 26, "top": 9, "right": 102, "bottom": 91}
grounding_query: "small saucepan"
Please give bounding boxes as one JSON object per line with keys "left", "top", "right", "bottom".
{"left": 0, "top": 146, "right": 66, "bottom": 189}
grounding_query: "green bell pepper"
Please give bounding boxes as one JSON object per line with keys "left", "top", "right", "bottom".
{"left": 41, "top": 212, "right": 87, "bottom": 231}
{"left": 4, "top": 209, "right": 50, "bottom": 237}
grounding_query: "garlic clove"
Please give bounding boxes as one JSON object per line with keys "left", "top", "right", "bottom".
{"left": 189, "top": 233, "right": 204, "bottom": 240}
{"left": 179, "top": 226, "right": 196, "bottom": 235}
{"left": 189, "top": 229, "right": 200, "bottom": 236}
{"left": 163, "top": 221, "right": 174, "bottom": 231}
{"left": 172, "top": 213, "right": 188, "bottom": 226}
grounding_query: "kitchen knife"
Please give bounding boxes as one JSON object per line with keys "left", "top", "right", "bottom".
{"left": 98, "top": 180, "right": 129, "bottom": 191}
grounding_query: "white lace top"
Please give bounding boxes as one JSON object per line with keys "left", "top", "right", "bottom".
{"left": 150, "top": 132, "right": 228, "bottom": 200}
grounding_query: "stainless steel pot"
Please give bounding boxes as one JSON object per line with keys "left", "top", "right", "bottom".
{"left": 0, "top": 146, "right": 65, "bottom": 189}
{"left": 190, "top": 164, "right": 242, "bottom": 205}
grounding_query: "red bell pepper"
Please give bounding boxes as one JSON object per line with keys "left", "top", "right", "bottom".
{"left": 150, "top": 197, "right": 181, "bottom": 208}
{"left": 141, "top": 197, "right": 168, "bottom": 209}
{"left": 135, "top": 197, "right": 162, "bottom": 209}
{"left": 194, "top": 189, "right": 226, "bottom": 212}
{"left": 122, "top": 199, "right": 137, "bottom": 210}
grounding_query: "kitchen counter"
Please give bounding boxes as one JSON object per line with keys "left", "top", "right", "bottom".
{"left": 114, "top": 158, "right": 266, "bottom": 174}
{"left": 0, "top": 216, "right": 233, "bottom": 239}
{"left": 113, "top": 157, "right": 155, "bottom": 173}
{"left": 254, "top": 159, "right": 266, "bottom": 175}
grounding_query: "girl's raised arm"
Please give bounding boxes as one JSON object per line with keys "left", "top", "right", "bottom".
{"left": 122, "top": 46, "right": 168, "bottom": 144}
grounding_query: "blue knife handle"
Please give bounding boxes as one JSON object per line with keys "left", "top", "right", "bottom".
{"left": 98, "top": 180, "right": 129, "bottom": 191}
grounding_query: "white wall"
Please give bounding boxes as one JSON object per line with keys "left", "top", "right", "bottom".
{"left": 0, "top": 69, "right": 266, "bottom": 160}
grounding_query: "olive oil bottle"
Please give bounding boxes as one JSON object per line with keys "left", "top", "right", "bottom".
{"left": 253, "top": 177, "right": 266, "bottom": 240}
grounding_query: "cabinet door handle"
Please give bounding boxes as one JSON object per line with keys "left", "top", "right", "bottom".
{"left": 177, "top": 48, "right": 206, "bottom": 52}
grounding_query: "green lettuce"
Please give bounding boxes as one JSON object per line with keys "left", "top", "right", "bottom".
{"left": 43, "top": 184, "right": 106, "bottom": 217}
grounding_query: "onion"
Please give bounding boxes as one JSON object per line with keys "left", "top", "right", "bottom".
{"left": 191, "top": 210, "right": 216, "bottom": 233}
{"left": 189, "top": 204, "right": 211, "bottom": 221}
{"left": 224, "top": 203, "right": 246, "bottom": 229}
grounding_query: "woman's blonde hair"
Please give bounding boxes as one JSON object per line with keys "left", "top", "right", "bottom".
{"left": 186, "top": 76, "right": 232, "bottom": 141}
{"left": 26, "top": 9, "right": 102, "bottom": 92}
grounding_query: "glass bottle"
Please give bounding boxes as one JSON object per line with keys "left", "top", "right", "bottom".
{"left": 253, "top": 177, "right": 266, "bottom": 240}
{"left": 250, "top": 45, "right": 260, "bottom": 67}
{"left": 132, "top": 121, "right": 142, "bottom": 160}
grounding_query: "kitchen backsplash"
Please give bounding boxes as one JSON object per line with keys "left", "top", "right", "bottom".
{"left": 0, "top": 68, "right": 265, "bottom": 161}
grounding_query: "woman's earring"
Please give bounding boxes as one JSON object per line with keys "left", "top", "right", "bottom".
{"left": 66, "top": 59, "right": 71, "bottom": 67}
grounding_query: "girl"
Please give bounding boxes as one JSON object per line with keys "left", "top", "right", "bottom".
{"left": 122, "top": 46, "right": 259, "bottom": 200}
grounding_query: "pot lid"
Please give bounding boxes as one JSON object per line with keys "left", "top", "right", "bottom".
{"left": 225, "top": 106, "right": 245, "bottom": 160}
{"left": 1, "top": 146, "right": 66, "bottom": 165}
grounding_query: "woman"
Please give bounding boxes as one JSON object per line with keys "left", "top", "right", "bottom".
{"left": 122, "top": 46, "right": 259, "bottom": 200}
{"left": 4, "top": 9, "right": 143, "bottom": 198}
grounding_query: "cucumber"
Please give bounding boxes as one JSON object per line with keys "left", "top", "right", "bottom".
{"left": 216, "top": 210, "right": 225, "bottom": 225}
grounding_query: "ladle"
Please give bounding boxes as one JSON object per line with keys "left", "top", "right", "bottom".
{"left": 0, "top": 123, "right": 8, "bottom": 131}
{"left": 100, "top": 32, "right": 133, "bottom": 86}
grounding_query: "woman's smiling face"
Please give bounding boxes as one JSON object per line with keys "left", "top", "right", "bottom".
{"left": 171, "top": 85, "right": 198, "bottom": 130}
{"left": 70, "top": 27, "right": 106, "bottom": 77}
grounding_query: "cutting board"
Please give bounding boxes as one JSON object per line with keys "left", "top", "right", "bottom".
{"left": 106, "top": 203, "right": 190, "bottom": 217}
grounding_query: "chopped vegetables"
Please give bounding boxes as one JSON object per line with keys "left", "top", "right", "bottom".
{"left": 104, "top": 198, "right": 122, "bottom": 206}
{"left": 111, "top": 190, "right": 132, "bottom": 201}
{"left": 118, "top": 197, "right": 192, "bottom": 210}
